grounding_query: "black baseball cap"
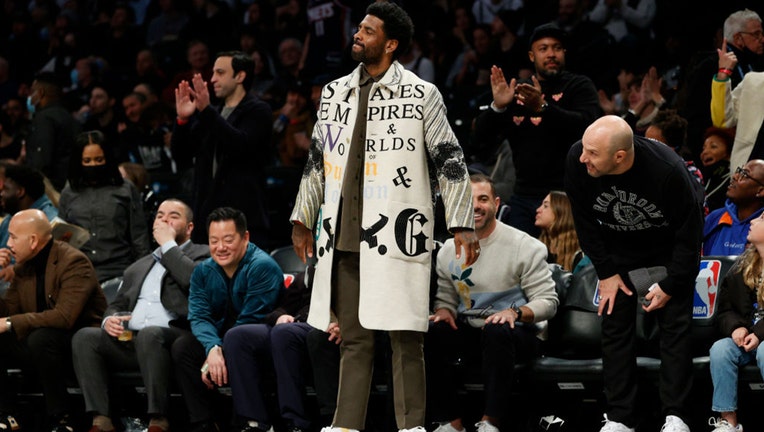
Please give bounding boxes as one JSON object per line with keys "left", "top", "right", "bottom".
{"left": 528, "top": 23, "right": 567, "bottom": 49}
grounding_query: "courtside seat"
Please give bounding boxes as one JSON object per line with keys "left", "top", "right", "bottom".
{"left": 635, "top": 256, "right": 737, "bottom": 376}
{"left": 532, "top": 263, "right": 603, "bottom": 393}
{"left": 270, "top": 245, "right": 316, "bottom": 275}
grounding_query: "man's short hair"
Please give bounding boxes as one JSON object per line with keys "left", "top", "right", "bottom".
{"left": 217, "top": 50, "right": 256, "bottom": 91}
{"left": 469, "top": 173, "right": 497, "bottom": 198}
{"left": 366, "top": 2, "right": 414, "bottom": 60}
{"left": 32, "top": 72, "right": 64, "bottom": 99}
{"left": 163, "top": 198, "right": 194, "bottom": 223}
{"left": 4, "top": 164, "right": 46, "bottom": 201}
{"left": 207, "top": 207, "right": 247, "bottom": 236}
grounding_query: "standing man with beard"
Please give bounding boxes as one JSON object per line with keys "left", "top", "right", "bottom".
{"left": 473, "top": 23, "right": 601, "bottom": 237}
{"left": 427, "top": 174, "right": 558, "bottom": 432}
{"left": 172, "top": 51, "right": 272, "bottom": 247}
{"left": 291, "top": 3, "right": 479, "bottom": 432}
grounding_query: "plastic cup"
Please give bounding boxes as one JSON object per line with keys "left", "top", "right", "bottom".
{"left": 114, "top": 311, "right": 133, "bottom": 342}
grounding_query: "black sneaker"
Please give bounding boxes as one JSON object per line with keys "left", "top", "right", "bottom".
{"left": 231, "top": 421, "right": 271, "bottom": 432}
{"left": 0, "top": 413, "right": 20, "bottom": 431}
{"left": 49, "top": 414, "right": 73, "bottom": 432}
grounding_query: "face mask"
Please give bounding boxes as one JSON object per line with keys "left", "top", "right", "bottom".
{"left": 82, "top": 165, "right": 110, "bottom": 184}
{"left": 26, "top": 96, "right": 35, "bottom": 115}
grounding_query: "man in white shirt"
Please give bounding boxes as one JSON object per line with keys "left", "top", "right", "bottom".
{"left": 72, "top": 199, "right": 210, "bottom": 432}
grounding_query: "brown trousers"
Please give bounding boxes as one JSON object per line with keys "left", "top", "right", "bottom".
{"left": 331, "top": 251, "right": 426, "bottom": 430}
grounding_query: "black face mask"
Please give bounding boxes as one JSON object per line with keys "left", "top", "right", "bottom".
{"left": 81, "top": 165, "right": 110, "bottom": 184}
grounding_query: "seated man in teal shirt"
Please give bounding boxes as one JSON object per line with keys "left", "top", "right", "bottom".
{"left": 171, "top": 207, "right": 284, "bottom": 432}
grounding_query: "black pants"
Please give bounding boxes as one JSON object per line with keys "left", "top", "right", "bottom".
{"left": 305, "top": 328, "right": 340, "bottom": 420}
{"left": 0, "top": 328, "right": 75, "bottom": 417}
{"left": 425, "top": 320, "right": 539, "bottom": 422}
{"left": 602, "top": 286, "right": 693, "bottom": 427}
{"left": 71, "top": 326, "right": 190, "bottom": 418}
{"left": 171, "top": 331, "right": 217, "bottom": 424}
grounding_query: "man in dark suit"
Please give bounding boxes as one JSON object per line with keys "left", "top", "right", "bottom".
{"left": 71, "top": 199, "right": 210, "bottom": 432}
{"left": 0, "top": 209, "right": 107, "bottom": 432}
{"left": 172, "top": 50, "right": 272, "bottom": 247}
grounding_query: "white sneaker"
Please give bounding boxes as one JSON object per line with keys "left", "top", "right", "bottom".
{"left": 661, "top": 415, "right": 690, "bottom": 432}
{"left": 320, "top": 427, "right": 359, "bottom": 432}
{"left": 474, "top": 420, "right": 499, "bottom": 432}
{"left": 399, "top": 428, "right": 426, "bottom": 432}
{"left": 599, "top": 414, "right": 635, "bottom": 432}
{"left": 709, "top": 417, "right": 743, "bottom": 432}
{"left": 432, "top": 423, "right": 465, "bottom": 432}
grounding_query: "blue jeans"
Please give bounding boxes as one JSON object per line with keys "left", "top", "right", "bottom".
{"left": 709, "top": 337, "right": 764, "bottom": 412}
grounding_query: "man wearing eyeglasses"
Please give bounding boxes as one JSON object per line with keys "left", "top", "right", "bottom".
{"left": 682, "top": 9, "right": 763, "bottom": 163}
{"left": 710, "top": 10, "right": 764, "bottom": 173}
{"left": 703, "top": 160, "right": 764, "bottom": 256}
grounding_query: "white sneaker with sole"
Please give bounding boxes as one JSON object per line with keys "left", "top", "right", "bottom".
{"left": 599, "top": 414, "right": 635, "bottom": 432}
{"left": 474, "top": 420, "right": 499, "bottom": 432}
{"left": 660, "top": 415, "right": 690, "bottom": 432}
{"left": 399, "top": 427, "right": 426, "bottom": 432}
{"left": 432, "top": 423, "right": 465, "bottom": 432}
{"left": 709, "top": 417, "right": 743, "bottom": 432}
{"left": 319, "top": 427, "right": 359, "bottom": 432}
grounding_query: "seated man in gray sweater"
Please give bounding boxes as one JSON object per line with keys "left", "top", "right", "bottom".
{"left": 427, "top": 173, "right": 559, "bottom": 432}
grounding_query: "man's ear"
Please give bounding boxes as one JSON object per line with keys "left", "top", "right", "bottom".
{"left": 385, "top": 39, "right": 399, "bottom": 54}
{"left": 28, "top": 233, "right": 39, "bottom": 252}
{"left": 235, "top": 70, "right": 246, "bottom": 84}
{"left": 614, "top": 149, "right": 626, "bottom": 164}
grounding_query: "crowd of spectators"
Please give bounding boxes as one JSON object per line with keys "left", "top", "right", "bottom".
{"left": 2, "top": 0, "right": 764, "bottom": 432}
{"left": 0, "top": 0, "right": 762, "bottom": 249}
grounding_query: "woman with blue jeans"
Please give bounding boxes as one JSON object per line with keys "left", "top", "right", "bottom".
{"left": 709, "top": 212, "right": 764, "bottom": 432}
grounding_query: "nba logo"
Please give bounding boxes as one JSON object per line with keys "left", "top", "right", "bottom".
{"left": 592, "top": 280, "right": 602, "bottom": 307}
{"left": 694, "top": 260, "right": 721, "bottom": 319}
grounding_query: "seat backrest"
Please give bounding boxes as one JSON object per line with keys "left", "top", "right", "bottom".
{"left": 270, "top": 245, "right": 316, "bottom": 275}
{"left": 545, "top": 263, "right": 603, "bottom": 359}
{"left": 634, "top": 255, "right": 738, "bottom": 357}
{"left": 691, "top": 255, "right": 737, "bottom": 355}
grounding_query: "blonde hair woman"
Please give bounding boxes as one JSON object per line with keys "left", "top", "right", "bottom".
{"left": 709, "top": 212, "right": 764, "bottom": 432}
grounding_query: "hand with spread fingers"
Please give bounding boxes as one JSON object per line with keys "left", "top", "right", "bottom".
{"left": 597, "top": 274, "right": 632, "bottom": 316}
{"left": 515, "top": 75, "right": 545, "bottom": 112}
{"left": 489, "top": 65, "right": 517, "bottom": 110}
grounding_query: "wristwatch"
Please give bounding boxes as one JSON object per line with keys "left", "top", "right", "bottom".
{"left": 538, "top": 102, "right": 549, "bottom": 113}
{"left": 512, "top": 306, "right": 523, "bottom": 322}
